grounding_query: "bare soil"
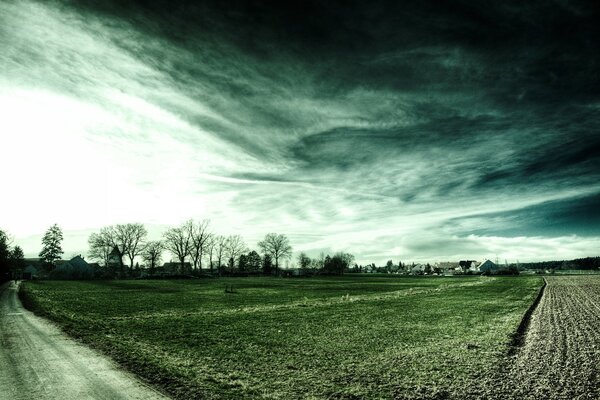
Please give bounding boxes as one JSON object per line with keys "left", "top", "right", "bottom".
{"left": 470, "top": 275, "right": 600, "bottom": 399}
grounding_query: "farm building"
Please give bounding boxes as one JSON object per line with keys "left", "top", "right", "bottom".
{"left": 410, "top": 264, "right": 426, "bottom": 274}
{"left": 23, "top": 265, "right": 39, "bottom": 279}
{"left": 162, "top": 262, "right": 193, "bottom": 275}
{"left": 50, "top": 255, "right": 94, "bottom": 279}
{"left": 478, "top": 259, "right": 499, "bottom": 273}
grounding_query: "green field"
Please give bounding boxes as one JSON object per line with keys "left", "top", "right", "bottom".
{"left": 20, "top": 276, "right": 542, "bottom": 399}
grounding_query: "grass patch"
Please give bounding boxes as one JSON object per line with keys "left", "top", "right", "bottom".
{"left": 20, "top": 276, "right": 542, "bottom": 399}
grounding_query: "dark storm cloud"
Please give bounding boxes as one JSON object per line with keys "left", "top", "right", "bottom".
{"left": 69, "top": 0, "right": 600, "bottom": 178}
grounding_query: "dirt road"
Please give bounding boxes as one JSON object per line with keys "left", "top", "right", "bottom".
{"left": 0, "top": 281, "right": 168, "bottom": 400}
{"left": 479, "top": 275, "right": 600, "bottom": 399}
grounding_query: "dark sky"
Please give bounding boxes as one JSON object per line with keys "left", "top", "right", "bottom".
{"left": 1, "top": 0, "right": 599, "bottom": 262}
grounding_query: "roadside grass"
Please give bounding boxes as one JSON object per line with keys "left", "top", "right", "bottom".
{"left": 20, "top": 276, "right": 542, "bottom": 399}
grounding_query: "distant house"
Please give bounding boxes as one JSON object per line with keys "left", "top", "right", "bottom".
{"left": 23, "top": 258, "right": 44, "bottom": 279}
{"left": 459, "top": 260, "right": 478, "bottom": 272}
{"left": 23, "top": 265, "right": 39, "bottom": 280}
{"left": 51, "top": 255, "right": 94, "bottom": 279}
{"left": 411, "top": 264, "right": 426, "bottom": 274}
{"left": 437, "top": 262, "right": 460, "bottom": 275}
{"left": 478, "top": 259, "right": 499, "bottom": 273}
{"left": 162, "top": 262, "right": 192, "bottom": 275}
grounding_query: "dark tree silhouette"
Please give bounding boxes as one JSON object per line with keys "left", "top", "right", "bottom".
{"left": 190, "top": 219, "right": 211, "bottom": 271}
{"left": 117, "top": 223, "right": 147, "bottom": 273}
{"left": 246, "top": 250, "right": 262, "bottom": 273}
{"left": 88, "top": 228, "right": 113, "bottom": 268}
{"left": 258, "top": 233, "right": 292, "bottom": 274}
{"left": 214, "top": 235, "right": 228, "bottom": 275}
{"left": 263, "top": 253, "right": 273, "bottom": 275}
{"left": 142, "top": 240, "right": 164, "bottom": 276}
{"left": 298, "top": 252, "right": 311, "bottom": 270}
{"left": 0, "top": 229, "right": 12, "bottom": 282}
{"left": 163, "top": 220, "right": 193, "bottom": 274}
{"left": 39, "top": 224, "right": 64, "bottom": 268}
{"left": 226, "top": 235, "right": 246, "bottom": 270}
{"left": 10, "top": 245, "right": 25, "bottom": 275}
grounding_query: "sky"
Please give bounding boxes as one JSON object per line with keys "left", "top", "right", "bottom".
{"left": 1, "top": 0, "right": 599, "bottom": 264}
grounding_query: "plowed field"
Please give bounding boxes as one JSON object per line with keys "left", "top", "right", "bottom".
{"left": 473, "top": 275, "right": 600, "bottom": 399}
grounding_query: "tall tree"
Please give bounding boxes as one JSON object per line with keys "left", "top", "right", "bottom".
{"left": 246, "top": 250, "right": 262, "bottom": 273}
{"left": 238, "top": 253, "right": 248, "bottom": 272}
{"left": 115, "top": 223, "right": 147, "bottom": 273}
{"left": 262, "top": 253, "right": 273, "bottom": 275}
{"left": 258, "top": 233, "right": 292, "bottom": 274}
{"left": 205, "top": 235, "right": 216, "bottom": 272}
{"left": 190, "top": 219, "right": 211, "bottom": 271}
{"left": 214, "top": 235, "right": 228, "bottom": 274}
{"left": 226, "top": 235, "right": 246, "bottom": 270}
{"left": 142, "top": 240, "right": 164, "bottom": 276}
{"left": 163, "top": 220, "right": 193, "bottom": 274}
{"left": 88, "top": 229, "right": 113, "bottom": 268}
{"left": 313, "top": 252, "right": 325, "bottom": 271}
{"left": 39, "top": 224, "right": 64, "bottom": 268}
{"left": 10, "top": 245, "right": 25, "bottom": 274}
{"left": 298, "top": 252, "right": 312, "bottom": 270}
{"left": 323, "top": 252, "right": 354, "bottom": 275}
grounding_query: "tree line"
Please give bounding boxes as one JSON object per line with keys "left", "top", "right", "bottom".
{"left": 1, "top": 224, "right": 67, "bottom": 281}
{"left": 86, "top": 220, "right": 301, "bottom": 278}
{"left": 2, "top": 222, "right": 358, "bottom": 281}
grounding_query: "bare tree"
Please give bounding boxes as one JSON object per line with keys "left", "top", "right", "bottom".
{"left": 214, "top": 235, "right": 228, "bottom": 274}
{"left": 99, "top": 226, "right": 126, "bottom": 277}
{"left": 163, "top": 220, "right": 193, "bottom": 274}
{"left": 205, "top": 234, "right": 216, "bottom": 272}
{"left": 258, "top": 233, "right": 292, "bottom": 273}
{"left": 226, "top": 235, "right": 246, "bottom": 270}
{"left": 114, "top": 223, "right": 147, "bottom": 273}
{"left": 142, "top": 240, "right": 164, "bottom": 276}
{"left": 190, "top": 219, "right": 212, "bottom": 271}
{"left": 88, "top": 229, "right": 113, "bottom": 267}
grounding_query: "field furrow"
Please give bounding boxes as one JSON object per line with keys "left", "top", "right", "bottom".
{"left": 481, "top": 276, "right": 600, "bottom": 400}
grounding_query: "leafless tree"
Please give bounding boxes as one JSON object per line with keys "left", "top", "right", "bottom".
{"left": 258, "top": 233, "right": 292, "bottom": 273}
{"left": 89, "top": 224, "right": 147, "bottom": 277}
{"left": 190, "top": 219, "right": 212, "bottom": 271}
{"left": 205, "top": 234, "right": 216, "bottom": 272}
{"left": 114, "top": 223, "right": 147, "bottom": 272}
{"left": 163, "top": 220, "right": 193, "bottom": 274}
{"left": 142, "top": 240, "right": 164, "bottom": 276}
{"left": 87, "top": 228, "right": 113, "bottom": 267}
{"left": 226, "top": 235, "right": 246, "bottom": 270}
{"left": 214, "top": 235, "right": 228, "bottom": 274}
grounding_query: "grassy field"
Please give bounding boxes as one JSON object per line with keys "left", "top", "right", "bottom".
{"left": 20, "top": 276, "right": 542, "bottom": 399}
